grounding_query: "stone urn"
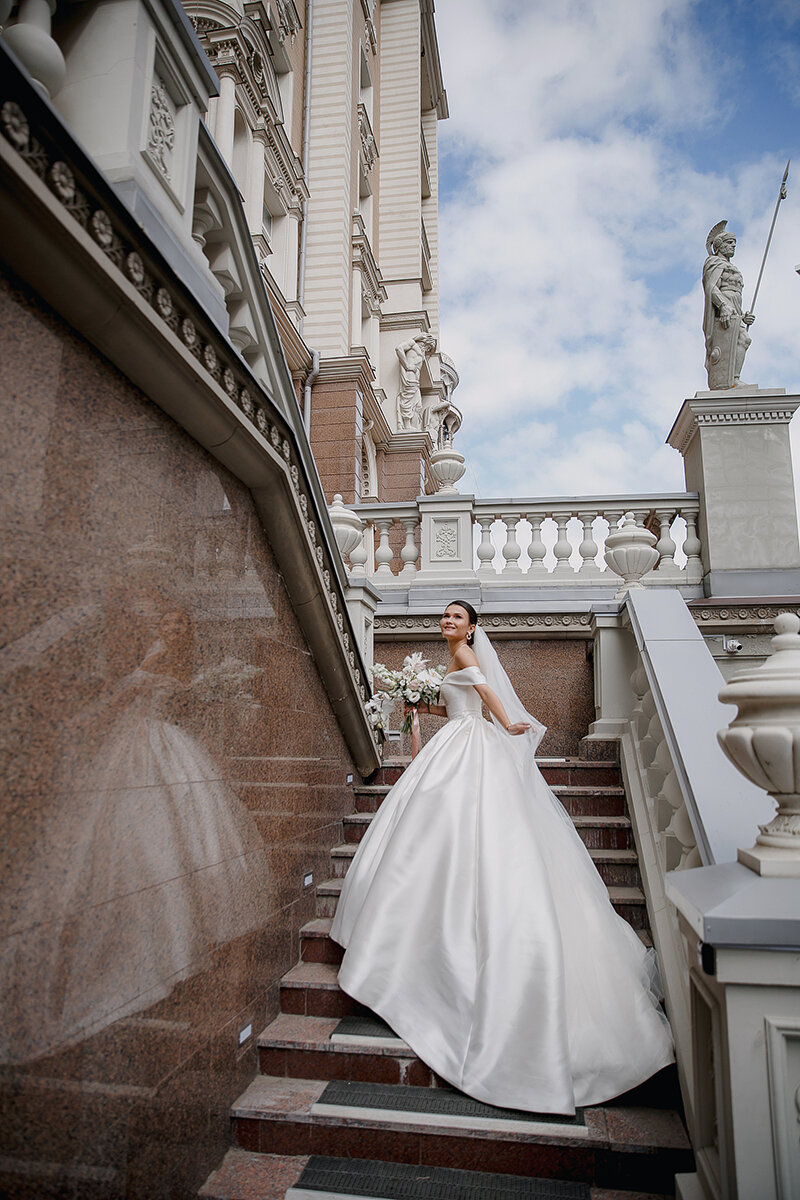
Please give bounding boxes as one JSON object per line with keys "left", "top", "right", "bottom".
{"left": 717, "top": 612, "right": 800, "bottom": 876}
{"left": 328, "top": 494, "right": 363, "bottom": 573}
{"left": 603, "top": 512, "right": 659, "bottom": 596}
{"left": 429, "top": 448, "right": 466, "bottom": 494}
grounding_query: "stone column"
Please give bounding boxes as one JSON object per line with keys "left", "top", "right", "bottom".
{"left": 215, "top": 72, "right": 236, "bottom": 165}
{"left": 667, "top": 387, "right": 800, "bottom": 597}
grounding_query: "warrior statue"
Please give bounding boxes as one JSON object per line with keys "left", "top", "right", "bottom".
{"left": 395, "top": 333, "right": 436, "bottom": 431}
{"left": 702, "top": 221, "right": 754, "bottom": 390}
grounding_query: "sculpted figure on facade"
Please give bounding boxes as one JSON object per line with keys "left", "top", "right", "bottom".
{"left": 702, "top": 221, "right": 754, "bottom": 390}
{"left": 395, "top": 333, "right": 436, "bottom": 431}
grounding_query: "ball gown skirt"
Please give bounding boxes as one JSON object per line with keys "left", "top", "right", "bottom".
{"left": 330, "top": 667, "right": 674, "bottom": 1115}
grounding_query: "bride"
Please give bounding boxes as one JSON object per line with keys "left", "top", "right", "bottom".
{"left": 330, "top": 601, "right": 674, "bottom": 1115}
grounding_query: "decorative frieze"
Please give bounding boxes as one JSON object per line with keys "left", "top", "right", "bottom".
{"left": 690, "top": 603, "right": 800, "bottom": 634}
{"left": 375, "top": 613, "right": 594, "bottom": 638}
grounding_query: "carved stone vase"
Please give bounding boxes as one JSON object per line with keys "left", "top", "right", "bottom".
{"left": 428, "top": 448, "right": 466, "bottom": 494}
{"left": 328, "top": 494, "right": 363, "bottom": 573}
{"left": 717, "top": 612, "right": 800, "bottom": 876}
{"left": 603, "top": 513, "right": 659, "bottom": 597}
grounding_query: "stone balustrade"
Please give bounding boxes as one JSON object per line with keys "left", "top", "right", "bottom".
{"left": 346, "top": 493, "right": 703, "bottom": 591}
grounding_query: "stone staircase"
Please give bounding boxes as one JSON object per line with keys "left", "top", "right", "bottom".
{"left": 200, "top": 751, "right": 693, "bottom": 1200}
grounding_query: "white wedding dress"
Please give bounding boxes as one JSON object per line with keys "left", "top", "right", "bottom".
{"left": 331, "top": 637, "right": 674, "bottom": 1115}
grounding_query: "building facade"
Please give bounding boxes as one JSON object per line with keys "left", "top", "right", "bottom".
{"left": 183, "top": 0, "right": 462, "bottom": 505}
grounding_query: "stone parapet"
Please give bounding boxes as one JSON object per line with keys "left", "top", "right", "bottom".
{"left": 667, "top": 387, "right": 800, "bottom": 596}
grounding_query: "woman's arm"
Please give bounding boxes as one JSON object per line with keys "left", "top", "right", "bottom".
{"left": 473, "top": 681, "right": 531, "bottom": 736}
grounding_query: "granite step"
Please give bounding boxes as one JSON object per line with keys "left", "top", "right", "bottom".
{"left": 229, "top": 1075, "right": 692, "bottom": 1194}
{"left": 280, "top": 962, "right": 363, "bottom": 1018}
{"left": 343, "top": 811, "right": 634, "bottom": 850}
{"left": 257, "top": 1013, "right": 436, "bottom": 1087}
{"left": 353, "top": 783, "right": 628, "bottom": 817}
{"left": 199, "top": 1149, "right": 674, "bottom": 1200}
{"left": 314, "top": 878, "right": 648, "bottom": 927}
{"left": 329, "top": 843, "right": 640, "bottom": 887}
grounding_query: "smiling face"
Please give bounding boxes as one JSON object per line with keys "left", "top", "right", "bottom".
{"left": 441, "top": 603, "right": 475, "bottom": 643}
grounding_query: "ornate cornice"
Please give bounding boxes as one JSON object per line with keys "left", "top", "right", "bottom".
{"left": 689, "top": 601, "right": 800, "bottom": 634}
{"left": 375, "top": 612, "right": 594, "bottom": 638}
{"left": 667, "top": 391, "right": 798, "bottom": 456}
{"left": 379, "top": 309, "right": 431, "bottom": 334}
{"left": 315, "top": 352, "right": 376, "bottom": 390}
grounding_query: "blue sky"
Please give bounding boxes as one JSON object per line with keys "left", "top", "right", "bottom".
{"left": 434, "top": 0, "right": 799, "bottom": 500}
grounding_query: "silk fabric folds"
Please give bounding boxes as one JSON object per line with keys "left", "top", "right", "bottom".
{"left": 331, "top": 666, "right": 674, "bottom": 1114}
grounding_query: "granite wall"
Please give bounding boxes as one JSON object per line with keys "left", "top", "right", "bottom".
{"left": 0, "top": 268, "right": 357, "bottom": 1199}
{"left": 375, "top": 637, "right": 595, "bottom": 757}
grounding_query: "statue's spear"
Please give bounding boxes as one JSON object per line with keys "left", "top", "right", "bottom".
{"left": 746, "top": 159, "right": 790, "bottom": 319}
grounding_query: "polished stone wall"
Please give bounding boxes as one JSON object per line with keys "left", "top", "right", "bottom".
{"left": 375, "top": 638, "right": 595, "bottom": 756}
{"left": 0, "top": 268, "right": 356, "bottom": 1199}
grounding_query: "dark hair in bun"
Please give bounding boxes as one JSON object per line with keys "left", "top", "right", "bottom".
{"left": 444, "top": 600, "right": 478, "bottom": 646}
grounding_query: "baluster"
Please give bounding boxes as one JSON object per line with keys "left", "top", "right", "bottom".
{"left": 527, "top": 514, "right": 547, "bottom": 575}
{"left": 500, "top": 513, "right": 524, "bottom": 574}
{"left": 654, "top": 508, "right": 678, "bottom": 575}
{"left": 551, "top": 511, "right": 574, "bottom": 576}
{"left": 475, "top": 515, "right": 496, "bottom": 575}
{"left": 350, "top": 526, "right": 369, "bottom": 578}
{"left": 399, "top": 517, "right": 419, "bottom": 577}
{"left": 683, "top": 510, "right": 703, "bottom": 583}
{"left": 577, "top": 509, "right": 602, "bottom": 576}
{"left": 2, "top": 0, "right": 66, "bottom": 99}
{"left": 373, "top": 518, "right": 395, "bottom": 579}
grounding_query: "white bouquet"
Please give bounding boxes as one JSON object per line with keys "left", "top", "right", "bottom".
{"left": 368, "top": 653, "right": 445, "bottom": 744}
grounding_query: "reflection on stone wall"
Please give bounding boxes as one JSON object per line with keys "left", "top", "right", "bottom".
{"left": 0, "top": 269, "right": 356, "bottom": 1199}
{"left": 376, "top": 639, "right": 595, "bottom": 757}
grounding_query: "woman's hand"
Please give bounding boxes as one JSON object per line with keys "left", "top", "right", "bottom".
{"left": 506, "top": 722, "right": 532, "bottom": 736}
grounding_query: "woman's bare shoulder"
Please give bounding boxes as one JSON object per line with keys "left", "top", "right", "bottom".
{"left": 452, "top": 645, "right": 479, "bottom": 669}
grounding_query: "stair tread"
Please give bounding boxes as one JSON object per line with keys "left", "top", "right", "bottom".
{"left": 199, "top": 1148, "right": 672, "bottom": 1200}
{"left": 301, "top": 918, "right": 337, "bottom": 938}
{"left": 319, "top": 879, "right": 643, "bottom": 900}
{"left": 199, "top": 1149, "right": 309, "bottom": 1199}
{"left": 199, "top": 1149, "right": 672, "bottom": 1200}
{"left": 330, "top": 843, "right": 638, "bottom": 863}
{"left": 232, "top": 1075, "right": 690, "bottom": 1151}
{"left": 291, "top": 1154, "right": 592, "bottom": 1199}
{"left": 282, "top": 962, "right": 341, "bottom": 989}
{"left": 570, "top": 815, "right": 631, "bottom": 827}
{"left": 258, "top": 1014, "right": 413, "bottom": 1057}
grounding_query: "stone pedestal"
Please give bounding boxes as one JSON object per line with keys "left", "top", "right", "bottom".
{"left": 667, "top": 863, "right": 800, "bottom": 1200}
{"left": 586, "top": 612, "right": 637, "bottom": 739}
{"left": 411, "top": 493, "right": 475, "bottom": 588}
{"left": 667, "top": 388, "right": 800, "bottom": 597}
{"left": 344, "top": 575, "right": 380, "bottom": 670}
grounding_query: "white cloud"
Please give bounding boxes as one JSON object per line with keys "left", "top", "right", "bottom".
{"left": 435, "top": 0, "right": 800, "bottom": 502}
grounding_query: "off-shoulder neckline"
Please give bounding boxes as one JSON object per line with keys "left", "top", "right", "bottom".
{"left": 443, "top": 665, "right": 481, "bottom": 679}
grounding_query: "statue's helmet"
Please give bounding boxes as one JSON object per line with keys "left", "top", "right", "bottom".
{"left": 706, "top": 220, "right": 735, "bottom": 255}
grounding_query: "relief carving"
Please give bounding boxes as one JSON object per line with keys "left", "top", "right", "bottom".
{"left": 434, "top": 522, "right": 458, "bottom": 560}
{"left": 148, "top": 78, "right": 175, "bottom": 182}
